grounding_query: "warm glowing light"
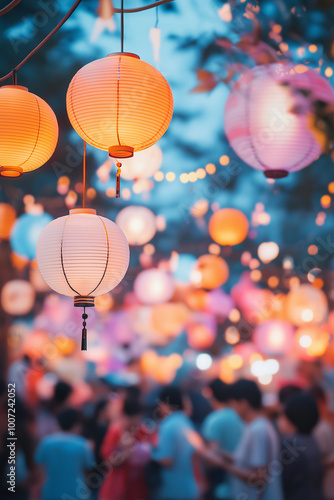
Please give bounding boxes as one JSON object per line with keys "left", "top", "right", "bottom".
{"left": 325, "top": 67, "right": 333, "bottom": 78}
{"left": 208, "top": 243, "right": 221, "bottom": 255}
{"left": 250, "top": 270, "right": 262, "bottom": 282}
{"left": 154, "top": 171, "right": 164, "bottom": 182}
{"left": 328, "top": 182, "right": 334, "bottom": 193}
{"left": 180, "top": 173, "right": 188, "bottom": 183}
{"left": 253, "top": 320, "right": 294, "bottom": 356}
{"left": 134, "top": 269, "right": 174, "bottom": 305}
{"left": 308, "top": 245, "right": 318, "bottom": 255}
{"left": 286, "top": 284, "right": 328, "bottom": 326}
{"left": 209, "top": 208, "right": 249, "bottom": 246}
{"left": 196, "top": 353, "right": 213, "bottom": 371}
{"left": 268, "top": 276, "right": 279, "bottom": 288}
{"left": 196, "top": 168, "right": 206, "bottom": 179}
{"left": 321, "top": 194, "right": 331, "bottom": 208}
{"left": 225, "top": 326, "right": 240, "bottom": 345}
{"left": 300, "top": 334, "right": 312, "bottom": 348}
{"left": 205, "top": 163, "right": 216, "bottom": 174}
{"left": 66, "top": 54, "right": 173, "bottom": 158}
{"left": 227, "top": 354, "right": 243, "bottom": 370}
{"left": 191, "top": 254, "right": 229, "bottom": 289}
{"left": 116, "top": 206, "right": 156, "bottom": 246}
{"left": 309, "top": 44, "right": 317, "bottom": 53}
{"left": 190, "top": 199, "right": 209, "bottom": 218}
{"left": 219, "top": 155, "right": 230, "bottom": 166}
{"left": 257, "top": 242, "right": 279, "bottom": 264}
{"left": 166, "top": 172, "right": 175, "bottom": 182}
{"left": 229, "top": 308, "right": 240, "bottom": 322}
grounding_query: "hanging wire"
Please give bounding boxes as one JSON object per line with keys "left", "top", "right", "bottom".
{"left": 0, "top": 0, "right": 22, "bottom": 16}
{"left": 0, "top": 0, "right": 175, "bottom": 83}
{"left": 155, "top": 0, "right": 159, "bottom": 28}
{"left": 82, "top": 141, "right": 87, "bottom": 208}
{"left": 12, "top": 69, "right": 17, "bottom": 85}
{"left": 121, "top": 0, "right": 124, "bottom": 52}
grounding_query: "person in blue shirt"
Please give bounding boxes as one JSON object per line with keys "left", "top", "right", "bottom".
{"left": 152, "top": 385, "right": 200, "bottom": 500}
{"left": 35, "top": 407, "right": 95, "bottom": 500}
{"left": 202, "top": 379, "right": 244, "bottom": 500}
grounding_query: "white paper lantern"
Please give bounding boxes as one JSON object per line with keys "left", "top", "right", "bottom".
{"left": 114, "top": 145, "right": 162, "bottom": 181}
{"left": 36, "top": 208, "right": 129, "bottom": 307}
{"left": 1, "top": 280, "right": 35, "bottom": 316}
{"left": 134, "top": 269, "right": 175, "bottom": 305}
{"left": 116, "top": 205, "right": 156, "bottom": 246}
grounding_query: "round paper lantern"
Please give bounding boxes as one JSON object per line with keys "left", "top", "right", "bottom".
{"left": 209, "top": 208, "right": 249, "bottom": 246}
{"left": 10, "top": 212, "right": 53, "bottom": 260}
{"left": 258, "top": 242, "right": 279, "bottom": 264}
{"left": 114, "top": 145, "right": 162, "bottom": 180}
{"left": 224, "top": 64, "right": 334, "bottom": 178}
{"left": 36, "top": 208, "right": 129, "bottom": 307}
{"left": 116, "top": 205, "right": 156, "bottom": 246}
{"left": 295, "top": 326, "right": 330, "bottom": 359}
{"left": 0, "top": 85, "right": 58, "bottom": 177}
{"left": 191, "top": 254, "right": 229, "bottom": 290}
{"left": 1, "top": 280, "right": 35, "bottom": 316}
{"left": 134, "top": 269, "right": 175, "bottom": 305}
{"left": 187, "top": 313, "right": 217, "bottom": 350}
{"left": 253, "top": 320, "right": 294, "bottom": 357}
{"left": 66, "top": 53, "right": 173, "bottom": 158}
{"left": 205, "top": 289, "right": 234, "bottom": 318}
{"left": 151, "top": 302, "right": 190, "bottom": 337}
{"left": 0, "top": 203, "right": 16, "bottom": 239}
{"left": 286, "top": 284, "right": 328, "bottom": 326}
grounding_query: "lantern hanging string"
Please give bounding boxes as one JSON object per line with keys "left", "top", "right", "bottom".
{"left": 0, "top": 0, "right": 22, "bottom": 16}
{"left": 121, "top": 0, "right": 124, "bottom": 53}
{"left": 116, "top": 162, "right": 122, "bottom": 198}
{"left": 155, "top": 0, "right": 159, "bottom": 28}
{"left": 83, "top": 141, "right": 87, "bottom": 209}
{"left": 0, "top": 0, "right": 175, "bottom": 83}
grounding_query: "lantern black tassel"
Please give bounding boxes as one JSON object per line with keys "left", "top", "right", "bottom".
{"left": 81, "top": 309, "right": 88, "bottom": 351}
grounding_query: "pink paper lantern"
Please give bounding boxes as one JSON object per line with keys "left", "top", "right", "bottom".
{"left": 134, "top": 269, "right": 175, "bottom": 305}
{"left": 224, "top": 63, "right": 334, "bottom": 178}
{"left": 253, "top": 320, "right": 294, "bottom": 357}
{"left": 187, "top": 312, "right": 217, "bottom": 350}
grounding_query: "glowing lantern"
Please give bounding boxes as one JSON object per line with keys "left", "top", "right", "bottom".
{"left": 114, "top": 145, "right": 162, "bottom": 181}
{"left": 36, "top": 208, "right": 129, "bottom": 307}
{"left": 187, "top": 312, "right": 217, "bottom": 349}
{"left": 0, "top": 203, "right": 16, "bottom": 240}
{"left": 10, "top": 212, "right": 52, "bottom": 260}
{"left": 295, "top": 326, "right": 330, "bottom": 359}
{"left": 205, "top": 289, "right": 234, "bottom": 318}
{"left": 0, "top": 85, "right": 58, "bottom": 177}
{"left": 185, "top": 288, "right": 207, "bottom": 311}
{"left": 224, "top": 64, "right": 334, "bottom": 178}
{"left": 209, "top": 208, "right": 249, "bottom": 246}
{"left": 151, "top": 302, "right": 190, "bottom": 337}
{"left": 253, "top": 320, "right": 294, "bottom": 357}
{"left": 191, "top": 254, "right": 229, "bottom": 290}
{"left": 286, "top": 284, "right": 328, "bottom": 326}
{"left": 257, "top": 242, "right": 279, "bottom": 264}
{"left": 1, "top": 280, "right": 35, "bottom": 316}
{"left": 116, "top": 206, "right": 156, "bottom": 246}
{"left": 134, "top": 269, "right": 175, "bottom": 305}
{"left": 66, "top": 53, "right": 173, "bottom": 158}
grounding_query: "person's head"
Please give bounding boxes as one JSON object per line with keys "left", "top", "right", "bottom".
{"left": 53, "top": 381, "right": 73, "bottom": 407}
{"left": 158, "top": 385, "right": 184, "bottom": 418}
{"left": 308, "top": 385, "right": 328, "bottom": 416}
{"left": 278, "top": 392, "right": 319, "bottom": 436}
{"left": 208, "top": 378, "right": 231, "bottom": 409}
{"left": 122, "top": 395, "right": 143, "bottom": 426}
{"left": 230, "top": 379, "right": 262, "bottom": 421}
{"left": 57, "top": 408, "right": 82, "bottom": 433}
{"left": 278, "top": 384, "right": 303, "bottom": 406}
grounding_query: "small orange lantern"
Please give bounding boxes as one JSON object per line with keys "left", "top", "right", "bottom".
{"left": 209, "top": 208, "right": 249, "bottom": 246}
{"left": 66, "top": 53, "right": 173, "bottom": 159}
{"left": 0, "top": 85, "right": 58, "bottom": 177}
{"left": 0, "top": 203, "right": 16, "bottom": 239}
{"left": 191, "top": 254, "right": 229, "bottom": 290}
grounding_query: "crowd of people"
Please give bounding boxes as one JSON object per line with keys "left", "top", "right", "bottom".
{"left": 1, "top": 357, "right": 334, "bottom": 500}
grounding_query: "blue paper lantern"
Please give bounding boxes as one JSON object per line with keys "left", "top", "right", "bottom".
{"left": 10, "top": 212, "right": 52, "bottom": 260}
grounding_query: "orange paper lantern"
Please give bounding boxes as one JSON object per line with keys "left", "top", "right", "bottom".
{"left": 0, "top": 203, "right": 16, "bottom": 239}
{"left": 66, "top": 53, "right": 173, "bottom": 158}
{"left": 209, "top": 208, "right": 249, "bottom": 246}
{"left": 191, "top": 254, "right": 229, "bottom": 290}
{"left": 0, "top": 85, "right": 58, "bottom": 177}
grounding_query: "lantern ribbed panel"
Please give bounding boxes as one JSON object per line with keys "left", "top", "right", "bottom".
{"left": 66, "top": 54, "right": 173, "bottom": 153}
{"left": 224, "top": 64, "right": 334, "bottom": 174}
{"left": 0, "top": 86, "right": 58, "bottom": 175}
{"left": 36, "top": 212, "right": 129, "bottom": 298}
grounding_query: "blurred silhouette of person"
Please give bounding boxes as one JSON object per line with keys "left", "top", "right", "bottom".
{"left": 309, "top": 385, "right": 334, "bottom": 500}
{"left": 99, "top": 395, "right": 151, "bottom": 500}
{"left": 278, "top": 391, "right": 323, "bottom": 500}
{"left": 34, "top": 407, "right": 95, "bottom": 500}
{"left": 152, "top": 385, "right": 200, "bottom": 500}
{"left": 36, "top": 380, "right": 73, "bottom": 439}
{"left": 202, "top": 379, "right": 244, "bottom": 500}
{"left": 196, "top": 379, "right": 283, "bottom": 500}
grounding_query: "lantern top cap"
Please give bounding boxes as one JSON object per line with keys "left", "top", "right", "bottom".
{"left": 1, "top": 85, "right": 28, "bottom": 92}
{"left": 107, "top": 52, "right": 140, "bottom": 59}
{"left": 69, "top": 208, "right": 97, "bottom": 215}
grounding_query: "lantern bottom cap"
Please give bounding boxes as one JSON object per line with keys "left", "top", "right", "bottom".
{"left": 264, "top": 169, "right": 288, "bottom": 179}
{"left": 0, "top": 166, "right": 23, "bottom": 178}
{"left": 74, "top": 296, "right": 95, "bottom": 308}
{"left": 109, "top": 145, "right": 134, "bottom": 159}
